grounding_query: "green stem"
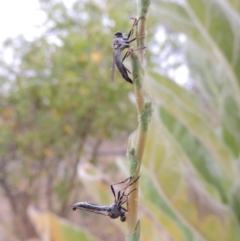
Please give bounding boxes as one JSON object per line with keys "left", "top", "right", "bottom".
{"left": 126, "top": 0, "right": 151, "bottom": 237}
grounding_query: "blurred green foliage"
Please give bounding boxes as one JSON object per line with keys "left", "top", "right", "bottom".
{"left": 0, "top": 0, "right": 140, "bottom": 240}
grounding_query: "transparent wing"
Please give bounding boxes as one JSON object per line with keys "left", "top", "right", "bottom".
{"left": 111, "top": 48, "right": 116, "bottom": 82}
{"left": 73, "top": 207, "right": 109, "bottom": 217}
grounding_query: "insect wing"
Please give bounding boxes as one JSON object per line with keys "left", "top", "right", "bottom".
{"left": 73, "top": 206, "right": 109, "bottom": 217}
{"left": 111, "top": 48, "right": 116, "bottom": 82}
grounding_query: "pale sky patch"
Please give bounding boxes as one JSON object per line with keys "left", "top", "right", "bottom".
{"left": 0, "top": 0, "right": 46, "bottom": 43}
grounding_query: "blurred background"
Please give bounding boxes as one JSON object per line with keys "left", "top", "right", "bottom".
{"left": 0, "top": 0, "right": 240, "bottom": 240}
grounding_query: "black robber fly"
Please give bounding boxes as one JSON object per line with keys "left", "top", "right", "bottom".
{"left": 72, "top": 176, "right": 140, "bottom": 222}
{"left": 111, "top": 17, "right": 144, "bottom": 84}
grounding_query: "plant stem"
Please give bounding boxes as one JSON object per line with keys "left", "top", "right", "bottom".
{"left": 126, "top": 0, "right": 151, "bottom": 238}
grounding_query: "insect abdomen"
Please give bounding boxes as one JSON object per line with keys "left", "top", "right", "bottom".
{"left": 115, "top": 60, "right": 133, "bottom": 84}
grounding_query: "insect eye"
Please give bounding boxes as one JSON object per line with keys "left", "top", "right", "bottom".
{"left": 114, "top": 32, "right": 123, "bottom": 37}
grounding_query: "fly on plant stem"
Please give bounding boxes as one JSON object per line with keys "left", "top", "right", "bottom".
{"left": 111, "top": 17, "right": 145, "bottom": 84}
{"left": 72, "top": 176, "right": 140, "bottom": 222}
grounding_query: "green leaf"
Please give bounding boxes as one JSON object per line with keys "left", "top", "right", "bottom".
{"left": 126, "top": 220, "right": 140, "bottom": 241}
{"left": 28, "top": 207, "right": 100, "bottom": 241}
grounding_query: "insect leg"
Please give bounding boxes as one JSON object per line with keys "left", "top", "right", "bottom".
{"left": 122, "top": 36, "right": 146, "bottom": 63}
{"left": 129, "top": 35, "right": 145, "bottom": 44}
{"left": 132, "top": 16, "right": 144, "bottom": 28}
{"left": 114, "top": 175, "right": 136, "bottom": 200}
{"left": 119, "top": 188, "right": 137, "bottom": 206}
{"left": 122, "top": 46, "right": 147, "bottom": 63}
{"left": 126, "top": 16, "right": 142, "bottom": 41}
{"left": 119, "top": 176, "right": 140, "bottom": 194}
{"left": 110, "top": 176, "right": 132, "bottom": 202}
{"left": 122, "top": 50, "right": 131, "bottom": 63}
{"left": 122, "top": 50, "right": 130, "bottom": 63}
{"left": 111, "top": 185, "right": 117, "bottom": 202}
{"left": 117, "top": 176, "right": 140, "bottom": 204}
{"left": 126, "top": 28, "right": 134, "bottom": 41}
{"left": 121, "top": 206, "right": 127, "bottom": 212}
{"left": 134, "top": 46, "right": 147, "bottom": 52}
{"left": 126, "top": 18, "right": 137, "bottom": 40}
{"left": 123, "top": 64, "right": 131, "bottom": 74}
{"left": 112, "top": 176, "right": 140, "bottom": 205}
{"left": 111, "top": 176, "right": 132, "bottom": 187}
{"left": 127, "top": 16, "right": 144, "bottom": 41}
{"left": 127, "top": 175, "right": 140, "bottom": 188}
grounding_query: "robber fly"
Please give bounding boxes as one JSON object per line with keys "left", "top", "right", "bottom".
{"left": 111, "top": 17, "right": 144, "bottom": 84}
{"left": 72, "top": 176, "right": 140, "bottom": 222}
